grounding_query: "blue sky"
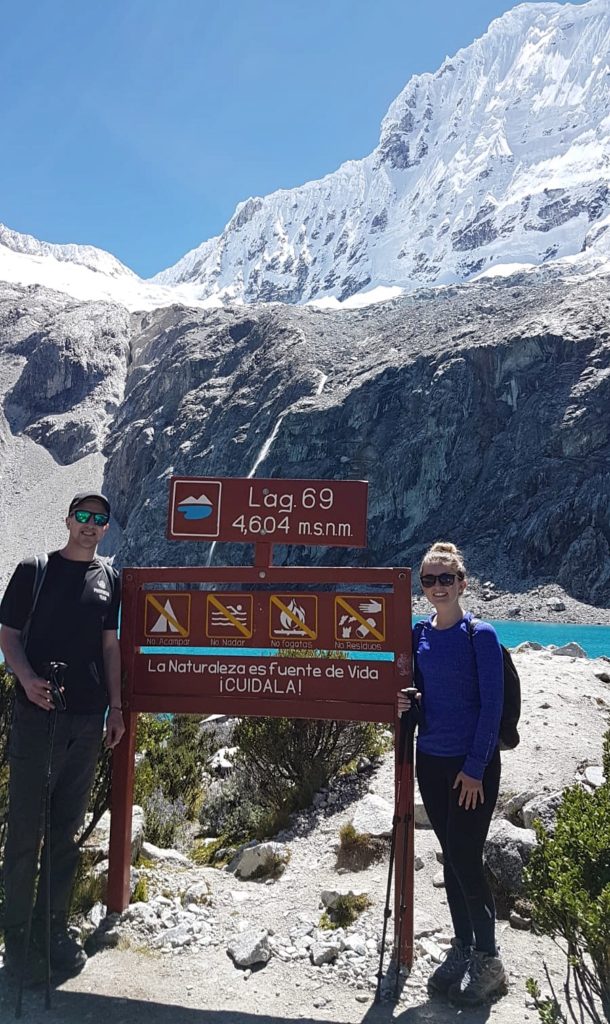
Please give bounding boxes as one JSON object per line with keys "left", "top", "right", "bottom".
{"left": 1, "top": 0, "right": 587, "bottom": 277}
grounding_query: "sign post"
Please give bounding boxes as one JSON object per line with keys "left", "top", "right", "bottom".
{"left": 109, "top": 477, "right": 414, "bottom": 968}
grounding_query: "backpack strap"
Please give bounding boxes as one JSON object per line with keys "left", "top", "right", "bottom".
{"left": 20, "top": 552, "right": 49, "bottom": 649}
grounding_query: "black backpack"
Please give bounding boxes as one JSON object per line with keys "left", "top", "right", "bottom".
{"left": 467, "top": 618, "right": 521, "bottom": 751}
{"left": 413, "top": 618, "right": 521, "bottom": 751}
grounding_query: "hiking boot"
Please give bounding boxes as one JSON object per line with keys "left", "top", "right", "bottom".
{"left": 1, "top": 926, "right": 48, "bottom": 987}
{"left": 449, "top": 949, "right": 508, "bottom": 1005}
{"left": 32, "top": 919, "right": 87, "bottom": 976}
{"left": 427, "top": 937, "right": 471, "bottom": 995}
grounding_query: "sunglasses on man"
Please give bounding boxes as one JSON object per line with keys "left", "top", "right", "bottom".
{"left": 71, "top": 510, "right": 110, "bottom": 527}
{"left": 420, "top": 572, "right": 465, "bottom": 588}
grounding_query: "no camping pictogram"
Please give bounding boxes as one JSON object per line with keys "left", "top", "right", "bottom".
{"left": 206, "top": 594, "right": 253, "bottom": 639}
{"left": 334, "top": 595, "right": 386, "bottom": 642}
{"left": 145, "top": 593, "right": 191, "bottom": 638}
{"left": 269, "top": 595, "right": 318, "bottom": 641}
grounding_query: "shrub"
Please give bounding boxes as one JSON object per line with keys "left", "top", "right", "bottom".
{"left": 198, "top": 768, "right": 291, "bottom": 846}
{"left": 135, "top": 714, "right": 209, "bottom": 820}
{"left": 320, "top": 893, "right": 372, "bottom": 929}
{"left": 524, "top": 731, "right": 610, "bottom": 1024}
{"left": 233, "top": 716, "right": 384, "bottom": 815}
{"left": 142, "top": 787, "right": 188, "bottom": 849}
{"left": 336, "top": 822, "right": 387, "bottom": 871}
{"left": 131, "top": 875, "right": 149, "bottom": 903}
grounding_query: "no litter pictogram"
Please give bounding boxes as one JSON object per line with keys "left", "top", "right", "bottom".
{"left": 206, "top": 594, "right": 253, "bottom": 639}
{"left": 145, "top": 593, "right": 191, "bottom": 638}
{"left": 334, "top": 595, "right": 386, "bottom": 642}
{"left": 269, "top": 595, "right": 318, "bottom": 641}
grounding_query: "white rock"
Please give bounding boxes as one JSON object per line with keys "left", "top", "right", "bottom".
{"left": 584, "top": 766, "right": 605, "bottom": 788}
{"left": 183, "top": 880, "right": 211, "bottom": 905}
{"left": 311, "top": 941, "right": 341, "bottom": 966}
{"left": 232, "top": 841, "right": 289, "bottom": 880}
{"left": 420, "top": 937, "right": 444, "bottom": 963}
{"left": 320, "top": 888, "right": 368, "bottom": 910}
{"left": 350, "top": 794, "right": 394, "bottom": 838}
{"left": 344, "top": 934, "right": 367, "bottom": 955}
{"left": 414, "top": 911, "right": 442, "bottom": 939}
{"left": 141, "top": 841, "right": 191, "bottom": 866}
{"left": 227, "top": 929, "right": 271, "bottom": 968}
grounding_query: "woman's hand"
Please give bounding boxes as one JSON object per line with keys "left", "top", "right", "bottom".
{"left": 397, "top": 690, "right": 421, "bottom": 716}
{"left": 453, "top": 771, "right": 484, "bottom": 810}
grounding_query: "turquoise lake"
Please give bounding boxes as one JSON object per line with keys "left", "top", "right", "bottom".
{"left": 137, "top": 618, "right": 610, "bottom": 661}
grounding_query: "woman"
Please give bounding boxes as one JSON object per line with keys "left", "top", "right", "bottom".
{"left": 398, "top": 541, "right": 507, "bottom": 1006}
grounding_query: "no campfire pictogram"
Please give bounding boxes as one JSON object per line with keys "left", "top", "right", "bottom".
{"left": 269, "top": 595, "right": 318, "bottom": 641}
{"left": 334, "top": 595, "right": 386, "bottom": 642}
{"left": 206, "top": 594, "right": 253, "bottom": 639}
{"left": 145, "top": 593, "right": 191, "bottom": 638}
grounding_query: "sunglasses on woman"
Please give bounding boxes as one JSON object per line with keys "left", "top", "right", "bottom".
{"left": 72, "top": 510, "right": 110, "bottom": 527}
{"left": 420, "top": 572, "right": 464, "bottom": 588}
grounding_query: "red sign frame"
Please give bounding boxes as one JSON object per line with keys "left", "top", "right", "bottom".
{"left": 166, "top": 476, "right": 368, "bottom": 547}
{"left": 109, "top": 561, "right": 415, "bottom": 969}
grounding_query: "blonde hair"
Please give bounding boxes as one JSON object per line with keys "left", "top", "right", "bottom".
{"left": 420, "top": 541, "right": 466, "bottom": 577}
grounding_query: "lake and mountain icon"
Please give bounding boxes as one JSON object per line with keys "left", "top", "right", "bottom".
{"left": 177, "top": 493, "right": 214, "bottom": 520}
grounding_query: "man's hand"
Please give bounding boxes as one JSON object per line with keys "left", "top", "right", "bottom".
{"left": 21, "top": 673, "right": 57, "bottom": 711}
{"left": 105, "top": 708, "right": 125, "bottom": 748}
{"left": 453, "top": 771, "right": 484, "bottom": 810}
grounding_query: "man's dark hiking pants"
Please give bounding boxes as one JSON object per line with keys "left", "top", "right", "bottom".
{"left": 3, "top": 700, "right": 104, "bottom": 931}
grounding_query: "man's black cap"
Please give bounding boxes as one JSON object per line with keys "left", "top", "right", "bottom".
{"left": 68, "top": 492, "right": 111, "bottom": 516}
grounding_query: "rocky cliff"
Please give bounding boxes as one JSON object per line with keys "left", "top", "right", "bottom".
{"left": 2, "top": 265, "right": 606, "bottom": 606}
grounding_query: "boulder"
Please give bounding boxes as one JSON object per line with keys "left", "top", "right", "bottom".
{"left": 503, "top": 789, "right": 538, "bottom": 824}
{"left": 522, "top": 791, "right": 564, "bottom": 832}
{"left": 511, "top": 641, "right": 543, "bottom": 653}
{"left": 83, "top": 805, "right": 145, "bottom": 863}
{"left": 551, "top": 642, "right": 587, "bottom": 658}
{"left": 231, "top": 841, "right": 289, "bottom": 879}
{"left": 350, "top": 794, "right": 394, "bottom": 838}
{"left": 484, "top": 819, "right": 537, "bottom": 895}
{"left": 546, "top": 599, "right": 566, "bottom": 612}
{"left": 227, "top": 928, "right": 271, "bottom": 968}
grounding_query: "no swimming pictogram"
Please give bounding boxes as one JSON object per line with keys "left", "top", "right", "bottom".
{"left": 334, "top": 595, "right": 386, "bottom": 643}
{"left": 145, "top": 593, "right": 191, "bottom": 638}
{"left": 206, "top": 594, "right": 253, "bottom": 639}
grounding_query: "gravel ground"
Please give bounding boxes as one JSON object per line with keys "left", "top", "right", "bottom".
{"left": 2, "top": 649, "right": 609, "bottom": 1024}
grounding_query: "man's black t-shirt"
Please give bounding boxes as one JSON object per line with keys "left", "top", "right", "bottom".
{"left": 0, "top": 551, "right": 120, "bottom": 714}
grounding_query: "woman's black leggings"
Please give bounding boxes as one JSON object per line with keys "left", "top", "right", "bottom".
{"left": 416, "top": 748, "right": 501, "bottom": 955}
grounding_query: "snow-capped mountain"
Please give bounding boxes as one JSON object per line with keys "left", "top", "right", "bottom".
{"left": 0, "top": 224, "right": 213, "bottom": 312}
{"left": 154, "top": 0, "right": 610, "bottom": 304}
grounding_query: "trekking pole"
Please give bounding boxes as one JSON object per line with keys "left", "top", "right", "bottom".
{"left": 15, "top": 662, "right": 66, "bottom": 1019}
{"left": 375, "top": 687, "right": 419, "bottom": 1003}
{"left": 393, "top": 688, "right": 419, "bottom": 999}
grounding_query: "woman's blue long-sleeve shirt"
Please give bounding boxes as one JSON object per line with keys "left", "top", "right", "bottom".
{"left": 414, "top": 612, "right": 504, "bottom": 780}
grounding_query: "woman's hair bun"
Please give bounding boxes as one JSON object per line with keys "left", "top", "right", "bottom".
{"left": 420, "top": 540, "right": 466, "bottom": 575}
{"left": 429, "top": 541, "right": 461, "bottom": 557}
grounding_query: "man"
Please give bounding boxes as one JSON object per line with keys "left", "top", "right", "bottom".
{"left": 0, "top": 492, "right": 124, "bottom": 982}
